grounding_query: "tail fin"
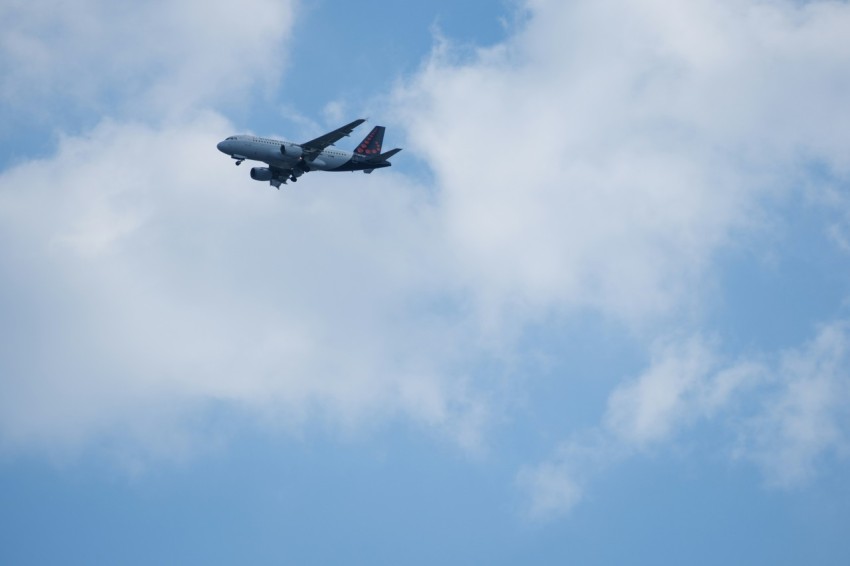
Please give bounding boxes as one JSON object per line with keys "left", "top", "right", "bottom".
{"left": 354, "top": 126, "right": 385, "bottom": 156}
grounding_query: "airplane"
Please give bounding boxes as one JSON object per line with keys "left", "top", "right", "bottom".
{"left": 216, "top": 118, "right": 402, "bottom": 189}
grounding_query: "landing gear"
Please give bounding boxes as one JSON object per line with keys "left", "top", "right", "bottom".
{"left": 290, "top": 175, "right": 298, "bottom": 182}
{"left": 235, "top": 159, "right": 244, "bottom": 166}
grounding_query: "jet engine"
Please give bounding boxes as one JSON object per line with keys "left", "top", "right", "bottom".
{"left": 280, "top": 143, "right": 303, "bottom": 158}
{"left": 250, "top": 167, "right": 273, "bottom": 181}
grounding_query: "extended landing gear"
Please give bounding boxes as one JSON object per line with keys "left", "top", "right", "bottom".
{"left": 290, "top": 175, "right": 298, "bottom": 183}
{"left": 235, "top": 159, "right": 244, "bottom": 166}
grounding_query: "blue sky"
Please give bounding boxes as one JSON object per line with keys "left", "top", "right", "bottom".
{"left": 2, "top": 0, "right": 850, "bottom": 563}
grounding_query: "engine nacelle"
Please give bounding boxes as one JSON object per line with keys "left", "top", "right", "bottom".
{"left": 250, "top": 167, "right": 273, "bottom": 181}
{"left": 280, "top": 143, "right": 303, "bottom": 158}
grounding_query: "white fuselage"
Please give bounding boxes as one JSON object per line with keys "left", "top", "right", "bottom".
{"left": 216, "top": 135, "right": 354, "bottom": 171}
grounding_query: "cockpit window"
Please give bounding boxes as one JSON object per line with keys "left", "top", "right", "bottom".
{"left": 226, "top": 136, "right": 237, "bottom": 141}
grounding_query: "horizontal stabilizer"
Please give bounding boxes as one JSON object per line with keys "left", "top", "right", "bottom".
{"left": 376, "top": 148, "right": 402, "bottom": 161}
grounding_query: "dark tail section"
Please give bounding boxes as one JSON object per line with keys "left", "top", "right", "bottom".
{"left": 354, "top": 126, "right": 385, "bottom": 156}
{"left": 361, "top": 148, "right": 402, "bottom": 174}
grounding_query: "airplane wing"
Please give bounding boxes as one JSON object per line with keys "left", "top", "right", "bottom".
{"left": 301, "top": 119, "right": 366, "bottom": 154}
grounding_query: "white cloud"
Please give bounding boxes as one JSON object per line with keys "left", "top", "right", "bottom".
{"left": 3, "top": 0, "right": 850, "bottom": 497}
{"left": 392, "top": 0, "right": 850, "bottom": 328}
{"left": 0, "top": 0, "right": 486, "bottom": 462}
{"left": 0, "top": 0, "right": 296, "bottom": 121}
{"left": 518, "top": 337, "right": 761, "bottom": 519}
{"left": 606, "top": 337, "right": 767, "bottom": 447}
{"left": 322, "top": 100, "right": 348, "bottom": 126}
{"left": 736, "top": 322, "right": 850, "bottom": 488}
{"left": 517, "top": 461, "right": 583, "bottom": 520}
{"left": 0, "top": 115, "right": 488, "bottom": 461}
{"left": 604, "top": 337, "right": 763, "bottom": 447}
{"left": 517, "top": 429, "right": 618, "bottom": 519}
{"left": 386, "top": 0, "right": 850, "bottom": 518}
{"left": 806, "top": 180, "right": 850, "bottom": 254}
{"left": 521, "top": 321, "right": 850, "bottom": 519}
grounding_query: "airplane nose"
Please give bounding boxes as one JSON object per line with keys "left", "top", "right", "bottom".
{"left": 216, "top": 141, "right": 226, "bottom": 153}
